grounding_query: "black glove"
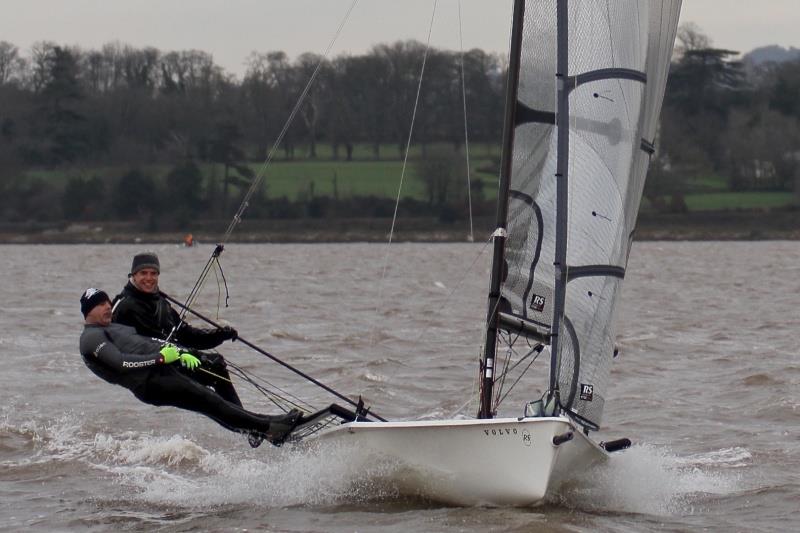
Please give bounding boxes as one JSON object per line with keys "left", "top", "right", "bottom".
{"left": 217, "top": 325, "right": 238, "bottom": 342}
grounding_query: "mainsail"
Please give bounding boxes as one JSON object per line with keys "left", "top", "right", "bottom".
{"left": 484, "top": 0, "right": 682, "bottom": 429}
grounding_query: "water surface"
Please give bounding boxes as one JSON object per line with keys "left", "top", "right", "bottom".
{"left": 1, "top": 241, "right": 798, "bottom": 531}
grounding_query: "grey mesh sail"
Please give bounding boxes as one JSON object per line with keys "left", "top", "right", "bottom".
{"left": 498, "top": 0, "right": 682, "bottom": 429}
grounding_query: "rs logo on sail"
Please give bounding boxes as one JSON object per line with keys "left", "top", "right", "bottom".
{"left": 580, "top": 384, "right": 594, "bottom": 401}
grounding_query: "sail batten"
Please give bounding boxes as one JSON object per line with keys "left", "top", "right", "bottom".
{"left": 494, "top": 0, "right": 682, "bottom": 429}
{"left": 567, "top": 68, "right": 647, "bottom": 86}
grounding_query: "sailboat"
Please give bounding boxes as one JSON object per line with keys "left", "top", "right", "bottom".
{"left": 282, "top": 0, "right": 684, "bottom": 505}
{"left": 173, "top": 0, "right": 682, "bottom": 506}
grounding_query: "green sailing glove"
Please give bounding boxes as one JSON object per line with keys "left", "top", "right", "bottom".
{"left": 159, "top": 344, "right": 180, "bottom": 364}
{"left": 179, "top": 352, "right": 201, "bottom": 370}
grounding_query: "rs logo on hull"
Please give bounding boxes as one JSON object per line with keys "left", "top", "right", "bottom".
{"left": 482, "top": 427, "right": 533, "bottom": 446}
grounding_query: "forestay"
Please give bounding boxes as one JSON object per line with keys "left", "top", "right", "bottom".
{"left": 499, "top": 0, "right": 681, "bottom": 428}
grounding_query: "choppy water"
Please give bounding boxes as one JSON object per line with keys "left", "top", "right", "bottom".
{"left": 1, "top": 241, "right": 798, "bottom": 532}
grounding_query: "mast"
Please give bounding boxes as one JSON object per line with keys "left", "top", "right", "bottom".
{"left": 548, "top": 0, "right": 570, "bottom": 407}
{"left": 479, "top": 0, "right": 526, "bottom": 419}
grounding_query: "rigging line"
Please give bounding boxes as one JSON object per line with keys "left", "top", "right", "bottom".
{"left": 195, "top": 365, "right": 298, "bottom": 413}
{"left": 457, "top": 0, "right": 474, "bottom": 242}
{"left": 245, "top": 381, "right": 300, "bottom": 413}
{"left": 161, "top": 291, "right": 386, "bottom": 421}
{"left": 371, "top": 0, "right": 438, "bottom": 342}
{"left": 222, "top": 0, "right": 360, "bottom": 244}
{"left": 196, "top": 367, "right": 230, "bottom": 382}
{"left": 505, "top": 343, "right": 544, "bottom": 374}
{"left": 365, "top": 233, "right": 490, "bottom": 416}
{"left": 213, "top": 263, "right": 222, "bottom": 320}
{"left": 183, "top": 352, "right": 309, "bottom": 412}
{"left": 411, "top": 232, "right": 492, "bottom": 344}
{"left": 436, "top": 232, "right": 490, "bottom": 302}
{"left": 495, "top": 347, "right": 542, "bottom": 409}
{"left": 171, "top": 245, "right": 224, "bottom": 332}
{"left": 214, "top": 258, "right": 231, "bottom": 309}
{"left": 232, "top": 372, "right": 304, "bottom": 412}
{"left": 451, "top": 341, "right": 485, "bottom": 419}
{"left": 226, "top": 360, "right": 314, "bottom": 410}
{"left": 225, "top": 366, "right": 295, "bottom": 409}
{"left": 493, "top": 331, "right": 518, "bottom": 406}
{"left": 449, "top": 386, "right": 477, "bottom": 418}
{"left": 174, "top": 2, "right": 359, "bottom": 343}
{"left": 228, "top": 362, "right": 314, "bottom": 413}
{"left": 492, "top": 339, "right": 539, "bottom": 404}
{"left": 449, "top": 350, "right": 482, "bottom": 418}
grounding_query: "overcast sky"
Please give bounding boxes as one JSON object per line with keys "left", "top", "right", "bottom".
{"left": 1, "top": 0, "right": 797, "bottom": 77}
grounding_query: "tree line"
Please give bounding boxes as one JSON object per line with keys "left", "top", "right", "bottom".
{"left": 650, "top": 25, "right": 800, "bottom": 210}
{"left": 0, "top": 25, "right": 799, "bottom": 226}
{"left": 0, "top": 40, "right": 505, "bottom": 164}
{"left": 0, "top": 39, "right": 504, "bottom": 225}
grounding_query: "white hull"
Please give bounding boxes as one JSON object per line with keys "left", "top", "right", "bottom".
{"left": 314, "top": 416, "right": 607, "bottom": 506}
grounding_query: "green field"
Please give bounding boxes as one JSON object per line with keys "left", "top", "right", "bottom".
{"left": 684, "top": 174, "right": 729, "bottom": 192}
{"left": 684, "top": 191, "right": 796, "bottom": 210}
{"left": 267, "top": 142, "right": 502, "bottom": 162}
{"left": 20, "top": 150, "right": 796, "bottom": 211}
{"left": 23, "top": 154, "right": 500, "bottom": 203}
{"left": 243, "top": 159, "right": 497, "bottom": 200}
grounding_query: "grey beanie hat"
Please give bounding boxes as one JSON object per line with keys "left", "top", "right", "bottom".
{"left": 130, "top": 251, "right": 160, "bottom": 275}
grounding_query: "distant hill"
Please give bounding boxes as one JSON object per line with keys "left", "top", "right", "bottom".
{"left": 742, "top": 45, "right": 800, "bottom": 65}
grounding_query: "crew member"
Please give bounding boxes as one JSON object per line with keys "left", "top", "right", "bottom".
{"left": 112, "top": 251, "right": 242, "bottom": 405}
{"left": 112, "top": 251, "right": 237, "bottom": 349}
{"left": 79, "top": 288, "right": 300, "bottom": 446}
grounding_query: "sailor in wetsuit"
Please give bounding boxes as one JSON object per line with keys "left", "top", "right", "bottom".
{"left": 112, "top": 251, "right": 241, "bottom": 400}
{"left": 112, "top": 252, "right": 238, "bottom": 350}
{"left": 79, "top": 288, "right": 300, "bottom": 446}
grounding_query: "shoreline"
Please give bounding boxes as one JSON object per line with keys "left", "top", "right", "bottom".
{"left": 1, "top": 211, "right": 798, "bottom": 244}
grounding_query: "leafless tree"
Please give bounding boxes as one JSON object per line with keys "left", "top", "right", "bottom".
{"left": 674, "top": 22, "right": 712, "bottom": 60}
{"left": 0, "top": 41, "right": 26, "bottom": 85}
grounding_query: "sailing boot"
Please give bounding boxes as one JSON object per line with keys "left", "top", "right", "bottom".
{"left": 247, "top": 433, "right": 265, "bottom": 448}
{"left": 265, "top": 409, "right": 302, "bottom": 446}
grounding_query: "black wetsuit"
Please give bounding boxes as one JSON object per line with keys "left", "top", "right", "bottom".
{"left": 111, "top": 281, "right": 241, "bottom": 406}
{"left": 112, "top": 281, "right": 230, "bottom": 349}
{"left": 79, "top": 323, "right": 278, "bottom": 437}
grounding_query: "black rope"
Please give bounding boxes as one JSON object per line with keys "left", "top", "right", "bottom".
{"left": 561, "top": 404, "right": 600, "bottom": 432}
{"left": 209, "top": 255, "right": 231, "bottom": 320}
{"left": 216, "top": 258, "right": 230, "bottom": 308}
{"left": 505, "top": 343, "right": 544, "bottom": 374}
